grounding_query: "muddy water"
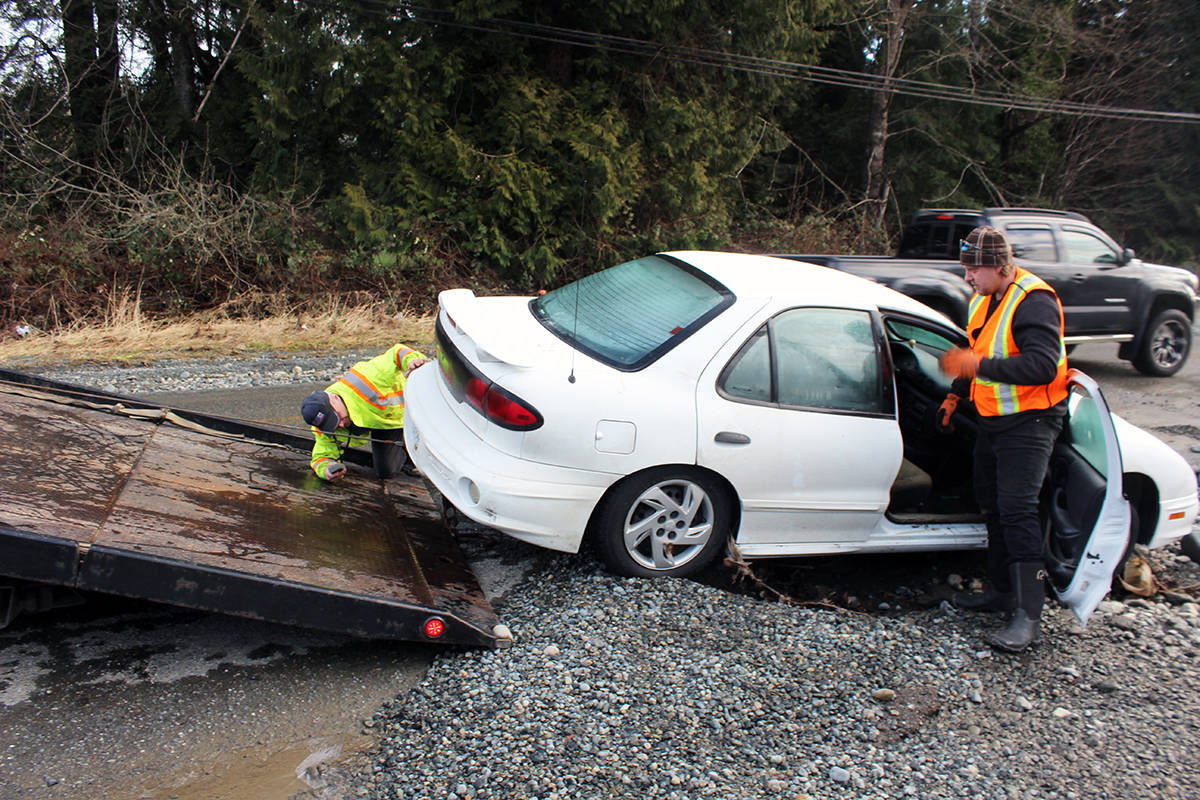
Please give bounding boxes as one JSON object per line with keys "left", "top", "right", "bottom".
{"left": 141, "top": 735, "right": 357, "bottom": 800}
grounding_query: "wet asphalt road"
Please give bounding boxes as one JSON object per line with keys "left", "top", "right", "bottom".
{"left": 1, "top": 339, "right": 1198, "bottom": 800}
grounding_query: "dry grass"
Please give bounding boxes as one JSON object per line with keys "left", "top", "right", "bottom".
{"left": 0, "top": 294, "right": 436, "bottom": 366}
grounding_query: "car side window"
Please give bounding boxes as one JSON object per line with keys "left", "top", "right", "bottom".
{"left": 1004, "top": 227, "right": 1058, "bottom": 262}
{"left": 721, "top": 328, "right": 772, "bottom": 402}
{"left": 721, "top": 308, "right": 883, "bottom": 413}
{"left": 1061, "top": 229, "right": 1120, "bottom": 265}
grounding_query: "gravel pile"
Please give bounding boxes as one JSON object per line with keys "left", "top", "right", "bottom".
{"left": 13, "top": 356, "right": 1200, "bottom": 799}
{"left": 322, "top": 547, "right": 1200, "bottom": 800}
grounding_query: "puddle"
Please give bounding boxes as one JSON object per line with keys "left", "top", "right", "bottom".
{"left": 136, "top": 735, "right": 360, "bottom": 800}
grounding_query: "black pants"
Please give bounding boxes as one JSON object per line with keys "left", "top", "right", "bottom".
{"left": 369, "top": 427, "right": 408, "bottom": 479}
{"left": 972, "top": 410, "right": 1064, "bottom": 571}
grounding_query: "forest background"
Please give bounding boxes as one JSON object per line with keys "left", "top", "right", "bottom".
{"left": 2, "top": 0, "right": 1198, "bottom": 336}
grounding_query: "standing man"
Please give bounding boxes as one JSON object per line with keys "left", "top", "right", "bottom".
{"left": 937, "top": 226, "right": 1069, "bottom": 652}
{"left": 301, "top": 343, "right": 429, "bottom": 481}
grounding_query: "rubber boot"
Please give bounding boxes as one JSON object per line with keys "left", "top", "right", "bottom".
{"left": 953, "top": 539, "right": 1015, "bottom": 612}
{"left": 988, "top": 562, "right": 1045, "bottom": 653}
{"left": 953, "top": 586, "right": 1016, "bottom": 612}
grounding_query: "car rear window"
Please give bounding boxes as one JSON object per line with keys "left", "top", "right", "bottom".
{"left": 530, "top": 255, "right": 734, "bottom": 370}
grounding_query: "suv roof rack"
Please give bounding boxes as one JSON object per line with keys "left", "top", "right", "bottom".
{"left": 983, "top": 207, "right": 1090, "bottom": 222}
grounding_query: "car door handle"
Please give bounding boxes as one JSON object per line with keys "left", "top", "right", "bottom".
{"left": 1070, "top": 273, "right": 1087, "bottom": 282}
{"left": 714, "top": 431, "right": 751, "bottom": 445}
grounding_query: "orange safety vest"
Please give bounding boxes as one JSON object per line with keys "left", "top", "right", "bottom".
{"left": 965, "top": 266, "right": 1069, "bottom": 417}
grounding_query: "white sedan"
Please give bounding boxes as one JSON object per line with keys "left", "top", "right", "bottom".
{"left": 405, "top": 252, "right": 1199, "bottom": 625}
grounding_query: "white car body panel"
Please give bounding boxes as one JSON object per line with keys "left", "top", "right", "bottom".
{"left": 1110, "top": 414, "right": 1200, "bottom": 547}
{"left": 405, "top": 369, "right": 612, "bottom": 553}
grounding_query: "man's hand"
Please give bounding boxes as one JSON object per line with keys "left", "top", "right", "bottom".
{"left": 936, "top": 393, "right": 960, "bottom": 433}
{"left": 322, "top": 462, "right": 347, "bottom": 481}
{"left": 404, "top": 357, "right": 429, "bottom": 378}
{"left": 939, "top": 347, "right": 980, "bottom": 379}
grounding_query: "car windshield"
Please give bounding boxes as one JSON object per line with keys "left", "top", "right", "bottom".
{"left": 530, "top": 254, "right": 734, "bottom": 370}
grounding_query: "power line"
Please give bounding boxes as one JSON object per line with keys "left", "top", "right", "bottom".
{"left": 318, "top": 0, "right": 1200, "bottom": 125}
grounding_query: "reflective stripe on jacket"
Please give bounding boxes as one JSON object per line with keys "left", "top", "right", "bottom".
{"left": 966, "top": 267, "right": 1069, "bottom": 417}
{"left": 309, "top": 343, "right": 427, "bottom": 476}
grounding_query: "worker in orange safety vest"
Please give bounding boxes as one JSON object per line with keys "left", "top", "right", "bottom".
{"left": 300, "top": 343, "right": 429, "bottom": 481}
{"left": 937, "top": 225, "right": 1069, "bottom": 653}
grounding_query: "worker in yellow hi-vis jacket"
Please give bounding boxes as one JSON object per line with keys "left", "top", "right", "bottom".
{"left": 300, "top": 344, "right": 429, "bottom": 480}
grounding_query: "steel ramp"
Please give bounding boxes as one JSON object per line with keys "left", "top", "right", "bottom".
{"left": 0, "top": 371, "right": 510, "bottom": 647}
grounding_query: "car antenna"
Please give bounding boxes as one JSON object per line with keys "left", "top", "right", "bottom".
{"left": 568, "top": 280, "right": 579, "bottom": 383}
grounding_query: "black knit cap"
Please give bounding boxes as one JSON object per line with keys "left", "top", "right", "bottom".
{"left": 960, "top": 225, "right": 1012, "bottom": 269}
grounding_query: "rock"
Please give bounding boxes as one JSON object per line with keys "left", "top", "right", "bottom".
{"left": 872, "top": 688, "right": 896, "bottom": 702}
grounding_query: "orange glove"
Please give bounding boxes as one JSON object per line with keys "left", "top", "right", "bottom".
{"left": 936, "top": 393, "right": 960, "bottom": 432}
{"left": 939, "top": 347, "right": 980, "bottom": 379}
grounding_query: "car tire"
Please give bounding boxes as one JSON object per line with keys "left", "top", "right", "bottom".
{"left": 1132, "top": 309, "right": 1192, "bottom": 377}
{"left": 1181, "top": 532, "right": 1200, "bottom": 564}
{"left": 594, "top": 467, "right": 731, "bottom": 579}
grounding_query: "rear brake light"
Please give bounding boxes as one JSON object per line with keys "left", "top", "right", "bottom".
{"left": 465, "top": 376, "right": 487, "bottom": 408}
{"left": 485, "top": 386, "right": 540, "bottom": 428}
{"left": 437, "top": 316, "right": 543, "bottom": 431}
{"left": 462, "top": 375, "right": 542, "bottom": 430}
{"left": 936, "top": 214, "right": 953, "bottom": 220}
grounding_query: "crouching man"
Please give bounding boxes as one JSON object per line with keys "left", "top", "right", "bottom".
{"left": 301, "top": 343, "right": 428, "bottom": 481}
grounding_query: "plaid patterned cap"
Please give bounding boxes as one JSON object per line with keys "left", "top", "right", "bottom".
{"left": 959, "top": 225, "right": 1012, "bottom": 268}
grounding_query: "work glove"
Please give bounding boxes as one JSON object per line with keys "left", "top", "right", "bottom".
{"left": 939, "top": 347, "right": 980, "bottom": 379}
{"left": 936, "top": 393, "right": 960, "bottom": 433}
{"left": 322, "top": 461, "right": 347, "bottom": 481}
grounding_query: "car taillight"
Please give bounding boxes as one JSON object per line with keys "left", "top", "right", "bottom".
{"left": 437, "top": 316, "right": 543, "bottom": 431}
{"left": 465, "top": 376, "right": 487, "bottom": 409}
{"left": 463, "top": 376, "right": 542, "bottom": 430}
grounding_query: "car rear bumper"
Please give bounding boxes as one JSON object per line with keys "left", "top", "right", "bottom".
{"left": 404, "top": 368, "right": 616, "bottom": 553}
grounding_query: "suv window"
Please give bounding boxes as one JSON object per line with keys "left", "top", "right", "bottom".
{"left": 898, "top": 221, "right": 977, "bottom": 257}
{"left": 1004, "top": 227, "right": 1058, "bottom": 262}
{"left": 531, "top": 255, "right": 734, "bottom": 371}
{"left": 1061, "top": 228, "right": 1120, "bottom": 265}
{"left": 721, "top": 308, "right": 884, "bottom": 413}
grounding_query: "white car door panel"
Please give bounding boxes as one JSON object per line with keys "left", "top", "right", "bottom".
{"left": 697, "top": 306, "right": 903, "bottom": 548}
{"left": 1044, "top": 371, "right": 1132, "bottom": 627}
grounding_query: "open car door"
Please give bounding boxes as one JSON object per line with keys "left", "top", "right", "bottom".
{"left": 1043, "top": 369, "right": 1132, "bottom": 627}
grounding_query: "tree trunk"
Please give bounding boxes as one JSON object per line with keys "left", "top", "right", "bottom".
{"left": 864, "top": 0, "right": 912, "bottom": 228}
{"left": 61, "top": 0, "right": 103, "bottom": 174}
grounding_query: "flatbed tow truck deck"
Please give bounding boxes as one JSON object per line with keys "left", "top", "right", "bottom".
{"left": 0, "top": 369, "right": 511, "bottom": 648}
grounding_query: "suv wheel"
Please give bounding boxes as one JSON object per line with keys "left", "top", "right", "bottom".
{"left": 1133, "top": 309, "right": 1191, "bottom": 377}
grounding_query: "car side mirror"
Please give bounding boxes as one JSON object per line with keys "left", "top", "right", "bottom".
{"left": 1121, "top": 247, "right": 1136, "bottom": 265}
